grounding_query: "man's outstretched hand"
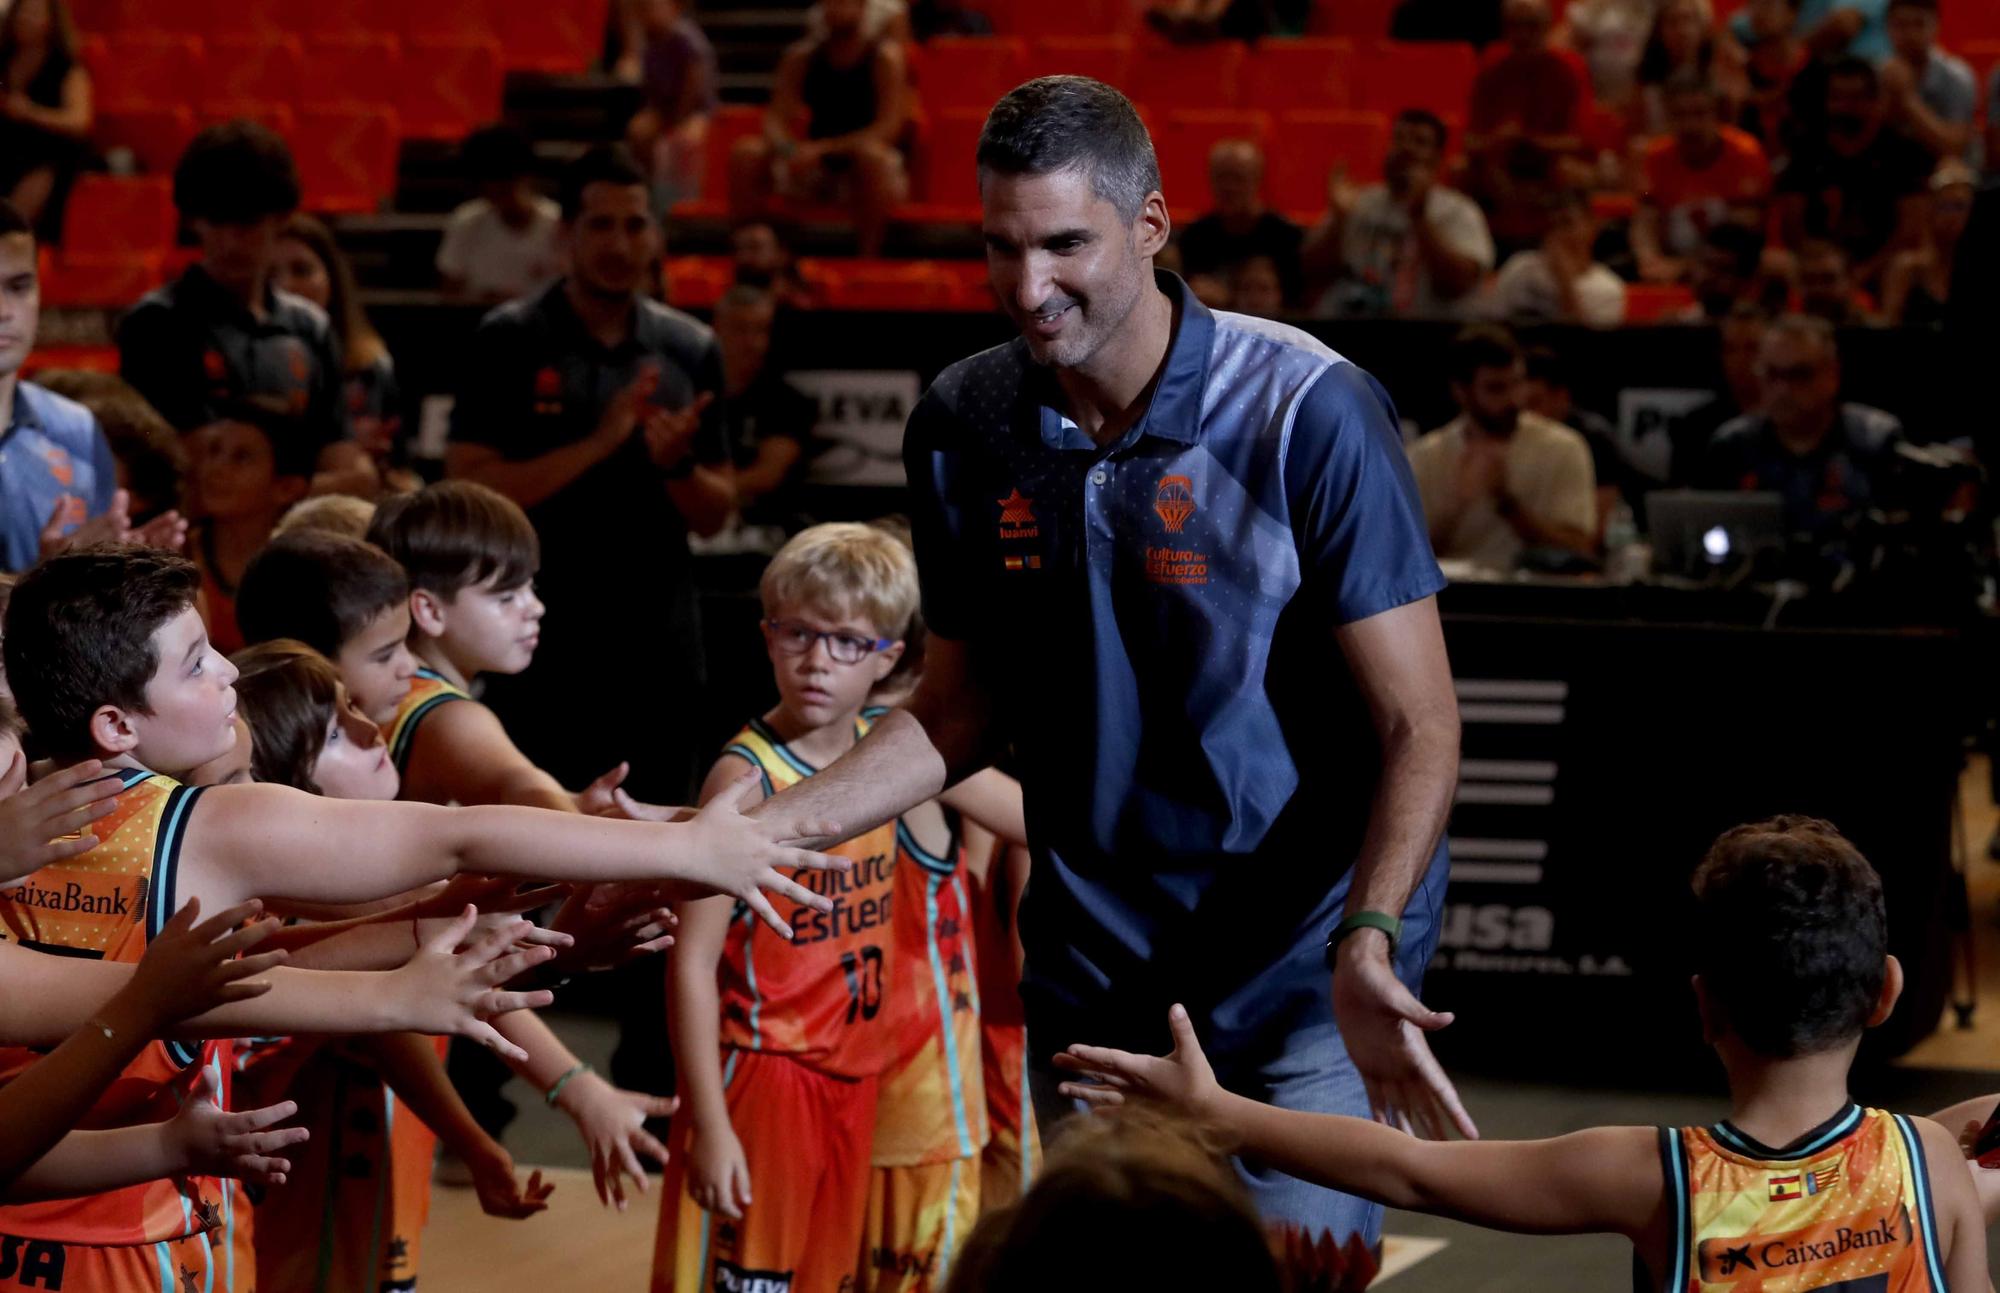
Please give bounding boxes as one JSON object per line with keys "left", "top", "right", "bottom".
{"left": 1330, "top": 931, "right": 1477, "bottom": 1142}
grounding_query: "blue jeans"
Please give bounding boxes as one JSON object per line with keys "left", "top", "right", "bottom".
{"left": 1027, "top": 842, "right": 1451, "bottom": 1240}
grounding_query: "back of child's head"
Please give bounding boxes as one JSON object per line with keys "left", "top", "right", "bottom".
{"left": 946, "top": 1107, "right": 1284, "bottom": 1293}
{"left": 3, "top": 547, "right": 201, "bottom": 759}
{"left": 759, "top": 521, "right": 919, "bottom": 639}
{"left": 1692, "top": 816, "right": 1889, "bottom": 1058}
{"left": 274, "top": 494, "right": 378, "bottom": 543}
{"left": 199, "top": 402, "right": 318, "bottom": 485}
{"left": 237, "top": 530, "right": 409, "bottom": 659}
{"left": 366, "top": 480, "right": 538, "bottom": 601}
{"left": 228, "top": 639, "right": 344, "bottom": 793}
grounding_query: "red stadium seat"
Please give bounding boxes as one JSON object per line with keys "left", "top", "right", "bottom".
{"left": 135, "top": 0, "right": 289, "bottom": 36}
{"left": 1353, "top": 40, "right": 1476, "bottom": 119}
{"left": 1268, "top": 110, "right": 1389, "bottom": 217}
{"left": 201, "top": 34, "right": 304, "bottom": 116}
{"left": 96, "top": 105, "right": 198, "bottom": 174}
{"left": 494, "top": 0, "right": 611, "bottom": 74}
{"left": 296, "top": 0, "right": 402, "bottom": 38}
{"left": 1306, "top": 0, "right": 1399, "bottom": 36}
{"left": 399, "top": 35, "right": 505, "bottom": 140}
{"left": 402, "top": 0, "right": 490, "bottom": 40}
{"left": 1623, "top": 282, "right": 1695, "bottom": 323}
{"left": 301, "top": 34, "right": 406, "bottom": 111}
{"left": 40, "top": 255, "right": 167, "bottom": 308}
{"left": 1941, "top": 0, "right": 2000, "bottom": 46}
{"left": 1243, "top": 39, "right": 1357, "bottom": 113}
{"left": 916, "top": 37, "right": 1029, "bottom": 110}
{"left": 819, "top": 260, "right": 956, "bottom": 310}
{"left": 296, "top": 105, "right": 399, "bottom": 214}
{"left": 934, "top": 259, "right": 995, "bottom": 311}
{"left": 20, "top": 345, "right": 121, "bottom": 377}
{"left": 995, "top": 0, "right": 1141, "bottom": 37}
{"left": 1961, "top": 39, "right": 2000, "bottom": 83}
{"left": 60, "top": 175, "right": 174, "bottom": 259}
{"left": 1025, "top": 36, "right": 1133, "bottom": 88}
{"left": 96, "top": 33, "right": 204, "bottom": 112}
{"left": 1125, "top": 39, "right": 1247, "bottom": 110}
{"left": 671, "top": 104, "right": 765, "bottom": 220}
{"left": 663, "top": 256, "right": 733, "bottom": 311}
{"left": 908, "top": 106, "right": 987, "bottom": 218}
{"left": 198, "top": 101, "right": 297, "bottom": 136}
{"left": 1156, "top": 109, "right": 1274, "bottom": 219}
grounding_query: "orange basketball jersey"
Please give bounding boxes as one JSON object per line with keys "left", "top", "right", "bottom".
{"left": 386, "top": 666, "right": 471, "bottom": 774}
{"left": 1658, "top": 1104, "right": 1948, "bottom": 1292}
{"left": 717, "top": 716, "right": 900, "bottom": 1079}
{"left": 0, "top": 769, "right": 235, "bottom": 1248}
{"left": 870, "top": 816, "right": 986, "bottom": 1167}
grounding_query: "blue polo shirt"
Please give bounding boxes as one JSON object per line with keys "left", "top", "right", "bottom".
{"left": 0, "top": 382, "right": 118, "bottom": 573}
{"left": 904, "top": 272, "right": 1446, "bottom": 1058}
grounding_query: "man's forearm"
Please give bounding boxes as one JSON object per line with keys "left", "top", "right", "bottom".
{"left": 746, "top": 708, "right": 954, "bottom": 847}
{"left": 1340, "top": 705, "right": 1457, "bottom": 923}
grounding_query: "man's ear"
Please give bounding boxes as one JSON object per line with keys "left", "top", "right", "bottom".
{"left": 1867, "top": 955, "right": 1905, "bottom": 1028}
{"left": 1135, "top": 191, "right": 1172, "bottom": 261}
{"left": 409, "top": 589, "right": 448, "bottom": 639}
{"left": 87, "top": 704, "right": 141, "bottom": 758}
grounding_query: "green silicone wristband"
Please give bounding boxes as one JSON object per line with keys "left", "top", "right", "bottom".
{"left": 1326, "top": 911, "right": 1402, "bottom": 965}
{"left": 545, "top": 1061, "right": 592, "bottom": 1107}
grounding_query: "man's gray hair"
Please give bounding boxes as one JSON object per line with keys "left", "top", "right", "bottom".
{"left": 976, "top": 76, "right": 1162, "bottom": 221}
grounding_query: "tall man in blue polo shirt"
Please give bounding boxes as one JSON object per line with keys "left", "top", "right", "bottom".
{"left": 750, "top": 76, "right": 1468, "bottom": 1242}
{"left": 0, "top": 200, "right": 183, "bottom": 572}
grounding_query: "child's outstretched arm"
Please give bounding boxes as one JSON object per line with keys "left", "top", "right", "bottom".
{"left": 1905, "top": 1114, "right": 1991, "bottom": 1290}
{"left": 938, "top": 768, "right": 1028, "bottom": 848}
{"left": 0, "top": 897, "right": 282, "bottom": 1196}
{"left": 6, "top": 1068, "right": 306, "bottom": 1203}
{"left": 669, "top": 892, "right": 747, "bottom": 1220}
{"left": 1930, "top": 1095, "right": 2000, "bottom": 1228}
{"left": 182, "top": 774, "right": 846, "bottom": 938}
{"left": 0, "top": 908, "right": 555, "bottom": 1059}
{"left": 497, "top": 1009, "right": 676, "bottom": 1212}
{"left": 1058, "top": 1006, "right": 1665, "bottom": 1240}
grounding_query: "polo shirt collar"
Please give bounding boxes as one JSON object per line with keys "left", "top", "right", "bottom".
{"left": 1032, "top": 270, "right": 1213, "bottom": 451}
{"left": 2, "top": 379, "right": 40, "bottom": 443}
{"left": 540, "top": 277, "right": 649, "bottom": 357}
{"left": 178, "top": 263, "right": 285, "bottom": 331}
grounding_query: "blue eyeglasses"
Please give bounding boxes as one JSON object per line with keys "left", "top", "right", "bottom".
{"left": 762, "top": 618, "right": 894, "bottom": 665}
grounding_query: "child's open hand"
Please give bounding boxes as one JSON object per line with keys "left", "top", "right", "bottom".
{"left": 686, "top": 1119, "right": 751, "bottom": 1221}
{"left": 168, "top": 1068, "right": 308, "bottom": 1189}
{"left": 385, "top": 907, "right": 558, "bottom": 1060}
{"left": 545, "top": 884, "right": 678, "bottom": 974}
{"left": 552, "top": 1070, "right": 678, "bottom": 1211}
{"left": 681, "top": 771, "right": 848, "bottom": 940}
{"left": 468, "top": 1143, "right": 555, "bottom": 1220}
{"left": 116, "top": 898, "right": 285, "bottom": 1034}
{"left": 0, "top": 756, "right": 123, "bottom": 886}
{"left": 415, "top": 872, "right": 569, "bottom": 921}
{"left": 1053, "top": 1004, "right": 1224, "bottom": 1120}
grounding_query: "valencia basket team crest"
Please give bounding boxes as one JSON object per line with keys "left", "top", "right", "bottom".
{"left": 1154, "top": 475, "right": 1197, "bottom": 533}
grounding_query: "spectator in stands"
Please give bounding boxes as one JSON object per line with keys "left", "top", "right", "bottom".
{"left": 1880, "top": 159, "right": 1973, "bottom": 325}
{"left": 732, "top": 0, "right": 908, "bottom": 258}
{"left": 437, "top": 124, "right": 563, "bottom": 303}
{"left": 1305, "top": 109, "right": 1494, "bottom": 319}
{"left": 117, "top": 121, "right": 376, "bottom": 499}
{"left": 1634, "top": 72, "right": 1772, "bottom": 283}
{"left": 907, "top": 0, "right": 992, "bottom": 39}
{"left": 1640, "top": 75, "right": 1768, "bottom": 284}
{"left": 729, "top": 218, "right": 820, "bottom": 309}
{"left": 1738, "top": 0, "right": 1809, "bottom": 160}
{"left": 1482, "top": 189, "right": 1628, "bottom": 326}
{"left": 30, "top": 369, "right": 188, "bottom": 524}
{"left": 1696, "top": 312, "right": 1906, "bottom": 547}
{"left": 186, "top": 403, "right": 314, "bottom": 654}
{"left": 1636, "top": 0, "right": 1749, "bottom": 138}
{"left": 1727, "top": 0, "right": 1893, "bottom": 62}
{"left": 804, "top": 0, "right": 911, "bottom": 43}
{"left": 1794, "top": 236, "right": 1877, "bottom": 324}
{"left": 1675, "top": 220, "right": 1771, "bottom": 320}
{"left": 0, "top": 201, "right": 184, "bottom": 571}
{"left": 0, "top": 0, "right": 91, "bottom": 239}
{"left": 1466, "top": 0, "right": 1591, "bottom": 254}
{"left": 1564, "top": 0, "right": 1658, "bottom": 113}
{"left": 1877, "top": 0, "right": 1974, "bottom": 159}
{"left": 1144, "top": 0, "right": 1293, "bottom": 43}
{"left": 623, "top": 0, "right": 719, "bottom": 212}
{"left": 1178, "top": 140, "right": 1302, "bottom": 309}
{"left": 447, "top": 144, "right": 728, "bottom": 803}
{"left": 1672, "top": 301, "right": 1773, "bottom": 472}
{"left": 1774, "top": 56, "right": 1931, "bottom": 288}
{"left": 1228, "top": 255, "right": 1286, "bottom": 317}
{"left": 1393, "top": 0, "right": 1504, "bottom": 45}
{"left": 1409, "top": 325, "right": 1598, "bottom": 568}
{"left": 1522, "top": 343, "right": 1634, "bottom": 528}
{"left": 714, "top": 284, "right": 815, "bottom": 530}
{"left": 275, "top": 215, "right": 414, "bottom": 492}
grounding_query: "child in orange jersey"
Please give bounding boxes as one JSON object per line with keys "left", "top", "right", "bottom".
{"left": 1061, "top": 817, "right": 1989, "bottom": 1293}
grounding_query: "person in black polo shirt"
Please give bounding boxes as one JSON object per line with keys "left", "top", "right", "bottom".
{"left": 448, "top": 144, "right": 730, "bottom": 803}
{"left": 116, "top": 120, "right": 375, "bottom": 498}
